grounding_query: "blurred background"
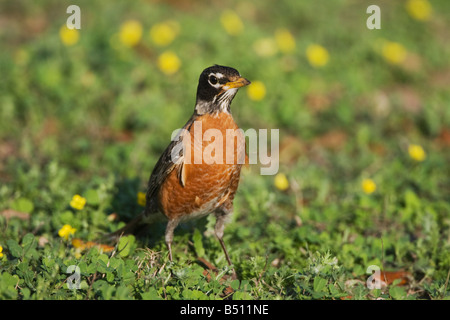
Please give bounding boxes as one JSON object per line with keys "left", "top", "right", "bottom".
{"left": 0, "top": 0, "right": 450, "bottom": 299}
{"left": 1, "top": 0, "right": 449, "bottom": 180}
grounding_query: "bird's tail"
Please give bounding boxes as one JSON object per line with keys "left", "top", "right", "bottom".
{"left": 104, "top": 211, "right": 146, "bottom": 241}
{"left": 103, "top": 210, "right": 163, "bottom": 242}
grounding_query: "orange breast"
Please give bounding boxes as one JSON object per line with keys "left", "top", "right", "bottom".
{"left": 158, "top": 112, "right": 245, "bottom": 220}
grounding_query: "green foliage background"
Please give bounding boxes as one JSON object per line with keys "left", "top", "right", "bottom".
{"left": 0, "top": 0, "right": 449, "bottom": 300}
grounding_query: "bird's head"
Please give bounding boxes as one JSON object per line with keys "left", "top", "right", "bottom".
{"left": 195, "top": 65, "right": 250, "bottom": 114}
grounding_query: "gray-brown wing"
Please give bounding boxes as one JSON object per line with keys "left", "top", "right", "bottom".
{"left": 144, "top": 115, "right": 195, "bottom": 215}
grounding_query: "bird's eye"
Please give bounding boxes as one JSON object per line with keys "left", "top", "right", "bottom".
{"left": 209, "top": 75, "right": 218, "bottom": 85}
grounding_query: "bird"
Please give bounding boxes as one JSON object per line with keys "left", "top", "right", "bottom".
{"left": 109, "top": 65, "right": 251, "bottom": 269}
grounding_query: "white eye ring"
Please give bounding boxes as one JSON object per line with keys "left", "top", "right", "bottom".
{"left": 208, "top": 73, "right": 223, "bottom": 88}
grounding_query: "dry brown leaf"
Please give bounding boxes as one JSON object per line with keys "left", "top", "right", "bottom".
{"left": 0, "top": 140, "right": 17, "bottom": 161}
{"left": 97, "top": 127, "right": 134, "bottom": 143}
{"left": 0, "top": 209, "right": 30, "bottom": 220}
{"left": 435, "top": 128, "right": 450, "bottom": 147}
{"left": 305, "top": 93, "right": 331, "bottom": 113}
{"left": 402, "top": 53, "right": 422, "bottom": 73}
{"left": 431, "top": 68, "right": 450, "bottom": 89}
{"left": 365, "top": 270, "right": 413, "bottom": 289}
{"left": 38, "top": 117, "right": 61, "bottom": 140}
{"left": 197, "top": 257, "right": 234, "bottom": 297}
{"left": 397, "top": 86, "right": 422, "bottom": 114}
{"left": 305, "top": 83, "right": 343, "bottom": 114}
{"left": 24, "top": 16, "right": 48, "bottom": 35}
{"left": 279, "top": 135, "right": 306, "bottom": 164}
{"left": 71, "top": 238, "right": 115, "bottom": 253}
{"left": 313, "top": 130, "right": 348, "bottom": 151}
{"left": 369, "top": 143, "right": 387, "bottom": 156}
{"left": 379, "top": 270, "right": 412, "bottom": 286}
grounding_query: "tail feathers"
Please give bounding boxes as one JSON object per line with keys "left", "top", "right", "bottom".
{"left": 104, "top": 210, "right": 165, "bottom": 243}
{"left": 105, "top": 212, "right": 146, "bottom": 241}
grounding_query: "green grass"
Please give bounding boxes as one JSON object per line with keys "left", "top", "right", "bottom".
{"left": 1, "top": 0, "right": 450, "bottom": 300}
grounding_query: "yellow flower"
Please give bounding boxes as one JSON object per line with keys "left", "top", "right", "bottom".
{"left": 361, "top": 179, "right": 377, "bottom": 194}
{"left": 247, "top": 80, "right": 266, "bottom": 101}
{"left": 0, "top": 245, "right": 3, "bottom": 258}
{"left": 59, "top": 25, "right": 79, "bottom": 46}
{"left": 406, "top": 0, "right": 432, "bottom": 21}
{"left": 58, "top": 224, "right": 76, "bottom": 240}
{"left": 70, "top": 194, "right": 87, "bottom": 210}
{"left": 306, "top": 44, "right": 329, "bottom": 68}
{"left": 253, "top": 38, "right": 278, "bottom": 57}
{"left": 220, "top": 10, "right": 244, "bottom": 36}
{"left": 158, "top": 51, "right": 181, "bottom": 75}
{"left": 119, "top": 20, "right": 143, "bottom": 47}
{"left": 275, "top": 28, "right": 296, "bottom": 54}
{"left": 408, "top": 144, "right": 426, "bottom": 162}
{"left": 274, "top": 173, "right": 289, "bottom": 191}
{"left": 149, "top": 20, "right": 180, "bottom": 47}
{"left": 137, "top": 192, "right": 146, "bottom": 207}
{"left": 381, "top": 41, "right": 407, "bottom": 65}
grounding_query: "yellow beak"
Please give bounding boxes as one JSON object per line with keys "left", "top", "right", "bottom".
{"left": 223, "top": 77, "right": 251, "bottom": 90}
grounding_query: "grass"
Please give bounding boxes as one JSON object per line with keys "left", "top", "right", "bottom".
{"left": 1, "top": 0, "right": 450, "bottom": 300}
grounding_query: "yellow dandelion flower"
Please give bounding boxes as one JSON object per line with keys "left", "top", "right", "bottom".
{"left": 0, "top": 245, "right": 3, "bottom": 258}
{"left": 119, "top": 20, "right": 143, "bottom": 47}
{"left": 149, "top": 20, "right": 180, "bottom": 47}
{"left": 381, "top": 41, "right": 407, "bottom": 65}
{"left": 59, "top": 25, "right": 79, "bottom": 46}
{"left": 275, "top": 28, "right": 296, "bottom": 54}
{"left": 220, "top": 10, "right": 244, "bottom": 36}
{"left": 361, "top": 179, "right": 377, "bottom": 194}
{"left": 274, "top": 173, "right": 289, "bottom": 191}
{"left": 408, "top": 144, "right": 426, "bottom": 162}
{"left": 137, "top": 192, "right": 146, "bottom": 207}
{"left": 58, "top": 224, "right": 76, "bottom": 240}
{"left": 247, "top": 80, "right": 266, "bottom": 101}
{"left": 253, "top": 38, "right": 278, "bottom": 57}
{"left": 70, "top": 194, "right": 87, "bottom": 210}
{"left": 306, "top": 44, "right": 329, "bottom": 68}
{"left": 158, "top": 51, "right": 181, "bottom": 75}
{"left": 406, "top": 0, "right": 432, "bottom": 21}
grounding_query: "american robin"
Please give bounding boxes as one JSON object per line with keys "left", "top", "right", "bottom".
{"left": 111, "top": 65, "right": 250, "bottom": 268}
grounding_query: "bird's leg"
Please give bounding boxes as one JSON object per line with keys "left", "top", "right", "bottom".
{"left": 165, "top": 218, "right": 179, "bottom": 262}
{"left": 214, "top": 205, "right": 237, "bottom": 279}
{"left": 218, "top": 237, "right": 233, "bottom": 266}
